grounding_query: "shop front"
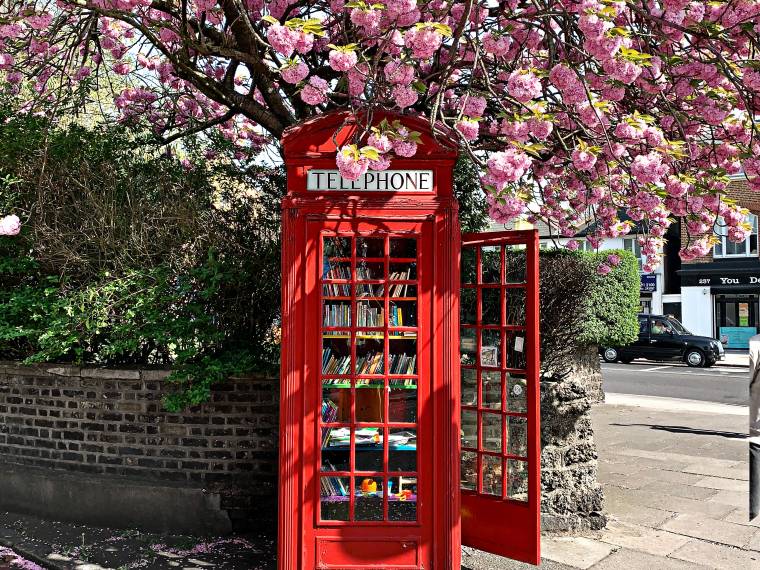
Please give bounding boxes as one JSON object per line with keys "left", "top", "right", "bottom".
{"left": 680, "top": 259, "right": 760, "bottom": 348}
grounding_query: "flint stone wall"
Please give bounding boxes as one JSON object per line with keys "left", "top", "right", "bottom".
{"left": 540, "top": 345, "right": 606, "bottom": 532}
{"left": 0, "top": 363, "right": 278, "bottom": 534}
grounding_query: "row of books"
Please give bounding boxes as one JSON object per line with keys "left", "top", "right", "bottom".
{"left": 324, "top": 283, "right": 351, "bottom": 296}
{"left": 389, "top": 284, "right": 412, "bottom": 297}
{"left": 324, "top": 264, "right": 351, "bottom": 280}
{"left": 389, "top": 268, "right": 414, "bottom": 280}
{"left": 322, "top": 349, "right": 418, "bottom": 375}
{"left": 357, "top": 305, "right": 383, "bottom": 327}
{"left": 321, "top": 475, "right": 348, "bottom": 497}
{"left": 324, "top": 304, "right": 351, "bottom": 327}
{"left": 323, "top": 349, "right": 352, "bottom": 375}
{"left": 357, "top": 266, "right": 383, "bottom": 280}
{"left": 322, "top": 378, "right": 416, "bottom": 387}
{"left": 321, "top": 400, "right": 339, "bottom": 446}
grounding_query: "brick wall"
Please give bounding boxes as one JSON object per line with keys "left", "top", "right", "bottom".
{"left": 0, "top": 363, "right": 278, "bottom": 529}
{"left": 681, "top": 178, "right": 760, "bottom": 265}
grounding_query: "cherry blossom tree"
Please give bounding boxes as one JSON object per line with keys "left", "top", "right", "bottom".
{"left": 1, "top": 0, "right": 760, "bottom": 268}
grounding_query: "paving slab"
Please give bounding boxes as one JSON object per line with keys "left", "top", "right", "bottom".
{"left": 669, "top": 539, "right": 760, "bottom": 569}
{"left": 590, "top": 548, "right": 710, "bottom": 570}
{"left": 694, "top": 476, "right": 748, "bottom": 492}
{"left": 661, "top": 513, "right": 757, "bottom": 549}
{"left": 609, "top": 487, "right": 736, "bottom": 519}
{"left": 681, "top": 461, "right": 749, "bottom": 480}
{"left": 721, "top": 508, "right": 760, "bottom": 527}
{"left": 598, "top": 520, "right": 691, "bottom": 557}
{"left": 541, "top": 537, "right": 617, "bottom": 570}
{"left": 746, "top": 530, "right": 760, "bottom": 552}
{"left": 602, "top": 486, "right": 677, "bottom": 528}
{"left": 707, "top": 489, "right": 748, "bottom": 509}
{"left": 641, "top": 480, "right": 719, "bottom": 501}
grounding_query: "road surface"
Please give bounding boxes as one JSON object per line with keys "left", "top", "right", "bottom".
{"left": 601, "top": 360, "right": 748, "bottom": 406}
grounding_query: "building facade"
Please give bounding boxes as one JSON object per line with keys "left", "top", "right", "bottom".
{"left": 677, "top": 178, "right": 760, "bottom": 348}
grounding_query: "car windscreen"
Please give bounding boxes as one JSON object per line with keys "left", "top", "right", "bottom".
{"left": 667, "top": 317, "right": 691, "bottom": 335}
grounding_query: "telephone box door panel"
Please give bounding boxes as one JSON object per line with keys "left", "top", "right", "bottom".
{"left": 304, "top": 220, "right": 434, "bottom": 570}
{"left": 459, "top": 230, "right": 541, "bottom": 565}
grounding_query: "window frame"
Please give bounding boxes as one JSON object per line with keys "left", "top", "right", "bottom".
{"left": 714, "top": 214, "right": 759, "bottom": 259}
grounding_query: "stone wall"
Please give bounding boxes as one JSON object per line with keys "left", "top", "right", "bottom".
{"left": 0, "top": 363, "right": 278, "bottom": 534}
{"left": 539, "top": 346, "right": 606, "bottom": 533}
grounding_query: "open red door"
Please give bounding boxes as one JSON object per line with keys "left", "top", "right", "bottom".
{"left": 460, "top": 229, "right": 541, "bottom": 565}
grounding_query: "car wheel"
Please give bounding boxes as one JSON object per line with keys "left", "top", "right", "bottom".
{"left": 685, "top": 349, "right": 705, "bottom": 368}
{"left": 602, "top": 348, "right": 619, "bottom": 363}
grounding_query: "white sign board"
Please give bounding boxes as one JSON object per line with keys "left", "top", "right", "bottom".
{"left": 307, "top": 169, "right": 434, "bottom": 192}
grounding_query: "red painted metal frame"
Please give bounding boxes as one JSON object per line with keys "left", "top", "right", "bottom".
{"left": 279, "top": 111, "right": 461, "bottom": 570}
{"left": 459, "top": 230, "right": 541, "bottom": 565}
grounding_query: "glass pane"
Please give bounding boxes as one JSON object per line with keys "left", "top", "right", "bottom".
{"left": 388, "top": 476, "right": 417, "bottom": 521}
{"left": 357, "top": 261, "right": 384, "bottom": 280}
{"left": 481, "top": 329, "right": 502, "bottom": 368}
{"left": 461, "top": 288, "right": 477, "bottom": 325}
{"left": 355, "top": 379, "right": 384, "bottom": 423}
{"left": 355, "top": 427, "right": 383, "bottom": 471}
{"left": 507, "top": 416, "right": 528, "bottom": 457}
{"left": 481, "top": 288, "right": 502, "bottom": 325}
{"left": 390, "top": 238, "right": 416, "bottom": 258}
{"left": 323, "top": 333, "right": 351, "bottom": 375}
{"left": 389, "top": 262, "right": 417, "bottom": 281}
{"left": 389, "top": 428, "right": 416, "bottom": 471}
{"left": 356, "top": 300, "right": 384, "bottom": 327}
{"left": 461, "top": 451, "right": 477, "bottom": 491}
{"left": 506, "top": 288, "right": 526, "bottom": 326}
{"left": 323, "top": 237, "right": 351, "bottom": 258}
{"left": 389, "top": 338, "right": 416, "bottom": 374}
{"left": 323, "top": 259, "right": 351, "bottom": 281}
{"left": 482, "top": 413, "right": 502, "bottom": 453}
{"left": 322, "top": 427, "right": 350, "bottom": 471}
{"left": 506, "top": 333, "right": 527, "bottom": 370}
{"left": 507, "top": 459, "right": 529, "bottom": 502}
{"left": 461, "top": 367, "right": 477, "bottom": 406}
{"left": 321, "top": 476, "right": 350, "bottom": 521}
{"left": 481, "top": 246, "right": 501, "bottom": 283}
{"left": 356, "top": 283, "right": 384, "bottom": 298}
{"left": 357, "top": 237, "right": 384, "bottom": 258}
{"left": 461, "top": 409, "right": 477, "bottom": 449}
{"left": 389, "top": 379, "right": 417, "bottom": 423}
{"left": 355, "top": 477, "right": 383, "bottom": 521}
{"left": 460, "top": 328, "right": 477, "bottom": 366}
{"left": 322, "top": 379, "right": 351, "bottom": 423}
{"left": 506, "top": 373, "right": 527, "bottom": 413}
{"left": 481, "top": 455, "right": 503, "bottom": 496}
{"left": 461, "top": 247, "right": 476, "bottom": 284}
{"left": 504, "top": 246, "right": 526, "bottom": 283}
{"left": 355, "top": 335, "right": 384, "bottom": 374}
{"left": 482, "top": 371, "right": 502, "bottom": 410}
{"left": 324, "top": 300, "right": 351, "bottom": 327}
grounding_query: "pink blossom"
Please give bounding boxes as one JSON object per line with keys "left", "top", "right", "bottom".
{"left": 456, "top": 119, "right": 479, "bottom": 141}
{"left": 571, "top": 148, "right": 597, "bottom": 172}
{"left": 112, "top": 61, "right": 131, "bottom": 75}
{"left": 26, "top": 12, "right": 53, "bottom": 30}
{"left": 596, "top": 263, "right": 612, "bottom": 275}
{"left": 507, "top": 70, "right": 542, "bottom": 102}
{"left": 527, "top": 118, "right": 553, "bottom": 140}
{"left": 487, "top": 192, "right": 525, "bottom": 223}
{"left": 486, "top": 149, "right": 532, "bottom": 186}
{"left": 631, "top": 152, "right": 669, "bottom": 184}
{"left": 336, "top": 146, "right": 369, "bottom": 181}
{"left": 392, "top": 84, "right": 418, "bottom": 109}
{"left": 0, "top": 53, "right": 14, "bottom": 69}
{"left": 369, "top": 155, "right": 392, "bottom": 171}
{"left": 368, "top": 133, "right": 393, "bottom": 153}
{"left": 483, "top": 32, "right": 510, "bottom": 57}
{"left": 350, "top": 8, "right": 382, "bottom": 32}
{"left": 301, "top": 76, "right": 328, "bottom": 105}
{"left": 565, "top": 240, "right": 580, "bottom": 251}
{"left": 461, "top": 95, "right": 487, "bottom": 118}
{"left": 404, "top": 26, "right": 443, "bottom": 60}
{"left": 385, "top": 60, "right": 415, "bottom": 85}
{"left": 0, "top": 214, "right": 21, "bottom": 236}
{"left": 606, "top": 253, "right": 621, "bottom": 266}
{"left": 328, "top": 50, "right": 358, "bottom": 72}
{"left": 267, "top": 23, "right": 299, "bottom": 57}
{"left": 393, "top": 140, "right": 418, "bottom": 157}
{"left": 281, "top": 61, "right": 309, "bottom": 84}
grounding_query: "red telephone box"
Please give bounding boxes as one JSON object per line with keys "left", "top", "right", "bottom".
{"left": 279, "top": 111, "right": 540, "bottom": 570}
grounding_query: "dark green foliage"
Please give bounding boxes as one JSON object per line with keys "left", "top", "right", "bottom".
{"left": 535, "top": 248, "right": 640, "bottom": 374}
{"left": 453, "top": 157, "right": 488, "bottom": 233}
{"left": 0, "top": 110, "right": 282, "bottom": 411}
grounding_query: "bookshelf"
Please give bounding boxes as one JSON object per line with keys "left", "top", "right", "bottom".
{"left": 319, "top": 234, "right": 419, "bottom": 523}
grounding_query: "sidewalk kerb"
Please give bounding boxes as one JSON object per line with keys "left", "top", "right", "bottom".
{"left": 604, "top": 393, "right": 749, "bottom": 416}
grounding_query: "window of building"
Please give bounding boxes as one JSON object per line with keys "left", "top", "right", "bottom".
{"left": 714, "top": 214, "right": 758, "bottom": 258}
{"left": 623, "top": 237, "right": 644, "bottom": 270}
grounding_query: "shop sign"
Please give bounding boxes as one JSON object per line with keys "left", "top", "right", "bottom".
{"left": 682, "top": 274, "right": 760, "bottom": 287}
{"left": 640, "top": 274, "right": 657, "bottom": 292}
{"left": 307, "top": 169, "right": 434, "bottom": 192}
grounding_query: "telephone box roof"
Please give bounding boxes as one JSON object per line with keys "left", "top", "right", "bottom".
{"left": 281, "top": 111, "right": 459, "bottom": 161}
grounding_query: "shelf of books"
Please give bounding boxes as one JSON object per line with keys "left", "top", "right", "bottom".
{"left": 319, "top": 235, "right": 420, "bottom": 524}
